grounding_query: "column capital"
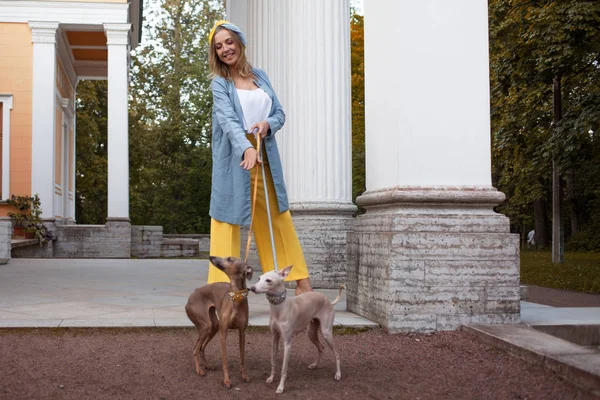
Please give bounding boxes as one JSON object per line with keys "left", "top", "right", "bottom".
{"left": 104, "top": 23, "right": 131, "bottom": 45}
{"left": 28, "top": 21, "right": 59, "bottom": 44}
{"left": 0, "top": 94, "right": 13, "bottom": 109}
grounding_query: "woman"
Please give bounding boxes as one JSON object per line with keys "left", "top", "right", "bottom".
{"left": 207, "top": 20, "right": 313, "bottom": 295}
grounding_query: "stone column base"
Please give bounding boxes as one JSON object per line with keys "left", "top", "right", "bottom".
{"left": 291, "top": 202, "right": 357, "bottom": 288}
{"left": 131, "top": 225, "right": 163, "bottom": 258}
{"left": 105, "top": 218, "right": 131, "bottom": 258}
{"left": 348, "top": 186, "right": 520, "bottom": 332}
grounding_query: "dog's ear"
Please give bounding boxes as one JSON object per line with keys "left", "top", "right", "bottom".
{"left": 245, "top": 265, "right": 253, "bottom": 281}
{"left": 279, "top": 265, "right": 293, "bottom": 278}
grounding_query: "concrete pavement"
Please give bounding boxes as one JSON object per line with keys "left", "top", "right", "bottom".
{"left": 0, "top": 258, "right": 378, "bottom": 328}
{"left": 522, "top": 300, "right": 600, "bottom": 326}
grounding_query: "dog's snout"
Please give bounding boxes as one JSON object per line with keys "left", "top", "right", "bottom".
{"left": 250, "top": 286, "right": 256, "bottom": 293}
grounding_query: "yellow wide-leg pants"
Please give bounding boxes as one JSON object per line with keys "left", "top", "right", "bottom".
{"left": 208, "top": 144, "right": 309, "bottom": 284}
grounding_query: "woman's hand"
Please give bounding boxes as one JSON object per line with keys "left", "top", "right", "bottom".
{"left": 249, "top": 120, "right": 271, "bottom": 139}
{"left": 240, "top": 147, "right": 261, "bottom": 170}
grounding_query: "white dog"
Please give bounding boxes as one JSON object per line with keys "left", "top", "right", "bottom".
{"left": 250, "top": 266, "right": 344, "bottom": 394}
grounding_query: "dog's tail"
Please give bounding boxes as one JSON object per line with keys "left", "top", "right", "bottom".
{"left": 331, "top": 284, "right": 346, "bottom": 306}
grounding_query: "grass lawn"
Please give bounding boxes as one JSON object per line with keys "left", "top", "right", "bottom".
{"left": 520, "top": 250, "right": 600, "bottom": 294}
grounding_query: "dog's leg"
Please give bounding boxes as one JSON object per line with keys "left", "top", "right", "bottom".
{"left": 218, "top": 328, "right": 231, "bottom": 388}
{"left": 193, "top": 326, "right": 213, "bottom": 375}
{"left": 199, "top": 309, "right": 220, "bottom": 369}
{"left": 307, "top": 319, "right": 324, "bottom": 370}
{"left": 321, "top": 327, "right": 341, "bottom": 381}
{"left": 239, "top": 329, "right": 250, "bottom": 382}
{"left": 266, "top": 329, "right": 280, "bottom": 384}
{"left": 276, "top": 337, "right": 293, "bottom": 394}
{"left": 192, "top": 334, "right": 205, "bottom": 375}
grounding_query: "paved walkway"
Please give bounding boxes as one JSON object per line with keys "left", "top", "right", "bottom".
{"left": 521, "top": 301, "right": 600, "bottom": 326}
{"left": 527, "top": 284, "right": 600, "bottom": 308}
{"left": 0, "top": 258, "right": 378, "bottom": 328}
{"left": 2, "top": 259, "right": 600, "bottom": 329}
{"left": 521, "top": 285, "right": 600, "bottom": 325}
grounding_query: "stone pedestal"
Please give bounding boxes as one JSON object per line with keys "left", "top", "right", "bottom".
{"left": 347, "top": 187, "right": 520, "bottom": 332}
{"left": 131, "top": 225, "right": 162, "bottom": 258}
{"left": 54, "top": 219, "right": 131, "bottom": 258}
{"left": 0, "top": 221, "right": 11, "bottom": 264}
{"left": 105, "top": 219, "right": 131, "bottom": 258}
{"left": 291, "top": 203, "right": 356, "bottom": 288}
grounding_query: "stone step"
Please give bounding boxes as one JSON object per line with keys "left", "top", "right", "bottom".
{"left": 532, "top": 324, "right": 600, "bottom": 348}
{"left": 465, "top": 324, "right": 600, "bottom": 394}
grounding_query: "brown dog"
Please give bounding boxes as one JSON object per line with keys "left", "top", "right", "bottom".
{"left": 185, "top": 256, "right": 253, "bottom": 387}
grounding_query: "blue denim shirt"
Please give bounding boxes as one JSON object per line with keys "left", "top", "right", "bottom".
{"left": 209, "top": 68, "right": 289, "bottom": 226}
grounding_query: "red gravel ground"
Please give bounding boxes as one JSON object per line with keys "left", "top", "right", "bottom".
{"left": 0, "top": 327, "right": 595, "bottom": 400}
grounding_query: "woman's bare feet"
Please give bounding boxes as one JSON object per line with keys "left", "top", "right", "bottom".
{"left": 295, "top": 277, "right": 313, "bottom": 296}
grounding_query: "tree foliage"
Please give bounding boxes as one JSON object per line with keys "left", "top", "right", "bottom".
{"left": 76, "top": 0, "right": 223, "bottom": 233}
{"left": 128, "top": 0, "right": 223, "bottom": 233}
{"left": 75, "top": 80, "right": 108, "bottom": 225}
{"left": 489, "top": 0, "right": 600, "bottom": 250}
{"left": 351, "top": 12, "right": 365, "bottom": 207}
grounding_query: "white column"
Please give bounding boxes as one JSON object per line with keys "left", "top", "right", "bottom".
{"left": 71, "top": 90, "right": 77, "bottom": 222}
{"left": 60, "top": 97, "right": 73, "bottom": 221}
{"left": 364, "top": 0, "right": 492, "bottom": 190}
{"left": 0, "top": 94, "right": 13, "bottom": 201}
{"left": 244, "top": 0, "right": 355, "bottom": 287}
{"left": 247, "top": 0, "right": 353, "bottom": 208}
{"left": 29, "top": 21, "right": 59, "bottom": 219}
{"left": 226, "top": 0, "right": 248, "bottom": 38}
{"left": 346, "top": 0, "right": 520, "bottom": 332}
{"left": 104, "top": 23, "right": 131, "bottom": 220}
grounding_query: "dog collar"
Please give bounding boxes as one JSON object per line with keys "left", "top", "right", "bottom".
{"left": 266, "top": 290, "right": 287, "bottom": 305}
{"left": 228, "top": 289, "right": 249, "bottom": 303}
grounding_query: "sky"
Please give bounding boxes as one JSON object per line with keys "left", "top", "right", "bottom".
{"left": 352, "top": 0, "right": 364, "bottom": 15}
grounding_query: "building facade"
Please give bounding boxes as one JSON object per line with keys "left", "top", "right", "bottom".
{"left": 0, "top": 0, "right": 141, "bottom": 221}
{"left": 0, "top": 0, "right": 142, "bottom": 258}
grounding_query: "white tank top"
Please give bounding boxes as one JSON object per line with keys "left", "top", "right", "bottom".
{"left": 236, "top": 88, "right": 272, "bottom": 132}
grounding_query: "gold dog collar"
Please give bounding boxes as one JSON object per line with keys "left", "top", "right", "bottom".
{"left": 228, "top": 289, "right": 249, "bottom": 303}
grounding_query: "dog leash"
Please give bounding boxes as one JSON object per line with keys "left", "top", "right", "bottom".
{"left": 258, "top": 138, "right": 279, "bottom": 272}
{"left": 243, "top": 129, "right": 279, "bottom": 272}
{"left": 244, "top": 132, "right": 261, "bottom": 264}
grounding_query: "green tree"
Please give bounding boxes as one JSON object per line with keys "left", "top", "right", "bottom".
{"left": 351, "top": 12, "right": 365, "bottom": 209}
{"left": 75, "top": 80, "right": 108, "bottom": 225}
{"left": 129, "top": 0, "right": 223, "bottom": 233}
{"left": 76, "top": 0, "right": 222, "bottom": 233}
{"left": 489, "top": 0, "right": 600, "bottom": 250}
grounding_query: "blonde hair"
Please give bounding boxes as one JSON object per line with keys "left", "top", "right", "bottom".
{"left": 209, "top": 26, "right": 253, "bottom": 80}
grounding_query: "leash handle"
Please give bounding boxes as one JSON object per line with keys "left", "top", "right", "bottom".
{"left": 244, "top": 131, "right": 261, "bottom": 263}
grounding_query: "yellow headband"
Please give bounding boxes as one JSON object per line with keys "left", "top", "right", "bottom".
{"left": 208, "top": 20, "right": 228, "bottom": 45}
{"left": 208, "top": 20, "right": 247, "bottom": 47}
